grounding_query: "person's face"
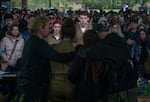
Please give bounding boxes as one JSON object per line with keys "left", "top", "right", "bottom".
{"left": 5, "top": 18, "right": 13, "bottom": 27}
{"left": 41, "top": 23, "right": 50, "bottom": 38}
{"left": 78, "top": 15, "right": 89, "bottom": 27}
{"left": 111, "top": 25, "right": 119, "bottom": 33}
{"left": 139, "top": 31, "right": 146, "bottom": 41}
{"left": 11, "top": 26, "right": 19, "bottom": 37}
{"left": 13, "top": 14, "right": 19, "bottom": 25}
{"left": 53, "top": 23, "right": 61, "bottom": 34}
{"left": 129, "top": 22, "right": 138, "bottom": 30}
{"left": 49, "top": 15, "right": 56, "bottom": 25}
{"left": 112, "top": 14, "right": 118, "bottom": 21}
{"left": 28, "top": 16, "right": 34, "bottom": 24}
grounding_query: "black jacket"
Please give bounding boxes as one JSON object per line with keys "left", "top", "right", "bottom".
{"left": 68, "top": 33, "right": 137, "bottom": 102}
{"left": 87, "top": 33, "right": 137, "bottom": 93}
{"left": 17, "top": 35, "right": 75, "bottom": 87}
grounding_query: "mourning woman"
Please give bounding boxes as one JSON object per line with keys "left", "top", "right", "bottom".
{"left": 67, "top": 30, "right": 103, "bottom": 102}
{"left": 16, "top": 16, "right": 75, "bottom": 102}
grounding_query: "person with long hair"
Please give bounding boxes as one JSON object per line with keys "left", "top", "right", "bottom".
{"left": 108, "top": 23, "right": 124, "bottom": 39}
{"left": 68, "top": 30, "right": 103, "bottom": 102}
{"left": 131, "top": 29, "right": 149, "bottom": 80}
{"left": 69, "top": 23, "right": 138, "bottom": 102}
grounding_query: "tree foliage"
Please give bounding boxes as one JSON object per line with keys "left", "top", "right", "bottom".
{"left": 12, "top": 0, "right": 150, "bottom": 10}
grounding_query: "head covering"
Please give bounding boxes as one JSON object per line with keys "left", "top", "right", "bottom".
{"left": 79, "top": 11, "right": 89, "bottom": 16}
{"left": 53, "top": 20, "right": 63, "bottom": 25}
{"left": 98, "top": 17, "right": 108, "bottom": 24}
{"left": 93, "top": 24, "right": 108, "bottom": 32}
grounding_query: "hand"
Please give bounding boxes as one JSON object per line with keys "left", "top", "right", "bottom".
{"left": 128, "top": 59, "right": 134, "bottom": 69}
{"left": 75, "top": 44, "right": 84, "bottom": 52}
{"left": 127, "top": 39, "right": 134, "bottom": 45}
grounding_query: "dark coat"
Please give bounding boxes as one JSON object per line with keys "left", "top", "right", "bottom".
{"left": 68, "top": 50, "right": 104, "bottom": 102}
{"left": 68, "top": 33, "right": 137, "bottom": 102}
{"left": 87, "top": 33, "right": 137, "bottom": 93}
{"left": 17, "top": 35, "right": 75, "bottom": 87}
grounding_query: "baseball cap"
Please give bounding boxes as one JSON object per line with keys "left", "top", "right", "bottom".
{"left": 93, "top": 24, "right": 108, "bottom": 32}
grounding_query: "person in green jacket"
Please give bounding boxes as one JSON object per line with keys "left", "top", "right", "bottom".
{"left": 16, "top": 16, "right": 76, "bottom": 102}
{"left": 49, "top": 18, "right": 76, "bottom": 102}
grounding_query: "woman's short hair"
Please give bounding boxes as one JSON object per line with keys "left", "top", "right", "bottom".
{"left": 28, "top": 16, "right": 49, "bottom": 35}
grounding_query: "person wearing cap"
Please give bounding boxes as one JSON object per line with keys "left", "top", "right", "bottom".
{"left": 47, "top": 20, "right": 63, "bottom": 45}
{"left": 73, "top": 11, "right": 92, "bottom": 46}
{"left": 97, "top": 15, "right": 108, "bottom": 28}
{"left": 70, "top": 24, "right": 137, "bottom": 102}
{"left": 93, "top": 23, "right": 108, "bottom": 39}
{"left": 91, "top": 24, "right": 138, "bottom": 102}
{"left": 49, "top": 18, "right": 76, "bottom": 102}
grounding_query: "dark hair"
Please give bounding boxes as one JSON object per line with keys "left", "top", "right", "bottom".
{"left": 136, "top": 29, "right": 148, "bottom": 42}
{"left": 84, "top": 59, "right": 108, "bottom": 83}
{"left": 93, "top": 24, "right": 108, "bottom": 32}
{"left": 83, "top": 30, "right": 99, "bottom": 47}
{"left": 4, "top": 14, "right": 13, "bottom": 20}
{"left": 61, "top": 18, "right": 76, "bottom": 40}
{"left": 129, "top": 20, "right": 137, "bottom": 24}
{"left": 9, "top": 24, "right": 21, "bottom": 37}
{"left": 10, "top": 24, "right": 19, "bottom": 30}
{"left": 82, "top": 30, "right": 108, "bottom": 83}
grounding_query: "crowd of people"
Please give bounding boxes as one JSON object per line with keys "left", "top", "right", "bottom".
{"left": 0, "top": 7, "right": 150, "bottom": 102}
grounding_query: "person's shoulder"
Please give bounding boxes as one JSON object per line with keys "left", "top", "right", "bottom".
{"left": 87, "top": 23, "right": 93, "bottom": 29}
{"left": 1, "top": 35, "right": 10, "bottom": 41}
{"left": 27, "top": 35, "right": 44, "bottom": 45}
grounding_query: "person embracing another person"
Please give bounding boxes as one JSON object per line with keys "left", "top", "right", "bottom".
{"left": 68, "top": 24, "right": 138, "bottom": 102}
{"left": 16, "top": 16, "right": 76, "bottom": 102}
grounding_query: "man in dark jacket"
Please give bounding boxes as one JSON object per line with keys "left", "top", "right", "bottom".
{"left": 89, "top": 24, "right": 138, "bottom": 102}
{"left": 68, "top": 24, "right": 138, "bottom": 102}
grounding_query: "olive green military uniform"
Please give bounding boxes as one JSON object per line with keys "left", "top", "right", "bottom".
{"left": 49, "top": 39, "right": 75, "bottom": 102}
